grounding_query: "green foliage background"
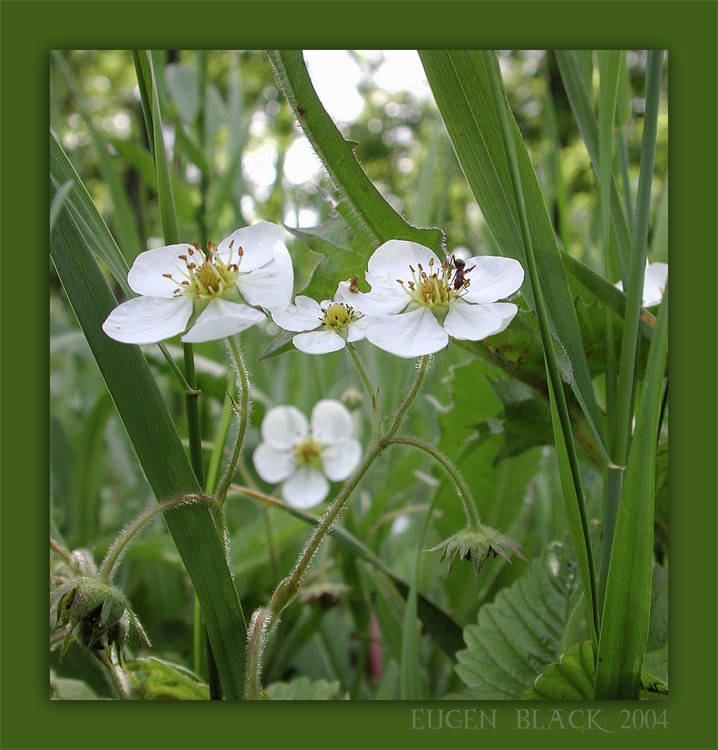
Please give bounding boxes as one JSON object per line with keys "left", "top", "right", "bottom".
{"left": 50, "top": 49, "right": 667, "bottom": 700}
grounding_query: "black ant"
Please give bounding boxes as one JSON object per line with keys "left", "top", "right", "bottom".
{"left": 449, "top": 255, "right": 474, "bottom": 290}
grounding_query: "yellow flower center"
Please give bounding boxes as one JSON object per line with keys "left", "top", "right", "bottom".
{"left": 396, "top": 257, "right": 471, "bottom": 310}
{"left": 321, "top": 302, "right": 356, "bottom": 331}
{"left": 164, "top": 241, "right": 242, "bottom": 300}
{"left": 295, "top": 437, "right": 323, "bottom": 469}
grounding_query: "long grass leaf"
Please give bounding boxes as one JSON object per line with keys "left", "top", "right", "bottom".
{"left": 420, "top": 50, "right": 608, "bottom": 464}
{"left": 596, "top": 289, "right": 668, "bottom": 698}
{"left": 555, "top": 50, "right": 633, "bottom": 280}
{"left": 50, "top": 183, "right": 246, "bottom": 700}
{"left": 479, "top": 49, "right": 599, "bottom": 651}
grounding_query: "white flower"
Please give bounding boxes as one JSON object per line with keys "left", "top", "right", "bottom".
{"left": 102, "top": 222, "right": 294, "bottom": 344}
{"left": 270, "top": 279, "right": 369, "bottom": 354}
{"left": 349, "top": 240, "right": 524, "bottom": 358}
{"left": 616, "top": 261, "right": 668, "bottom": 307}
{"left": 252, "top": 400, "right": 361, "bottom": 509}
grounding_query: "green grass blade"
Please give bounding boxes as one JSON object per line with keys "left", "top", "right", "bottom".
{"left": 50, "top": 188, "right": 246, "bottom": 700}
{"left": 420, "top": 50, "right": 608, "bottom": 464}
{"left": 555, "top": 50, "right": 633, "bottom": 280}
{"left": 134, "top": 50, "right": 179, "bottom": 245}
{"left": 50, "top": 132, "right": 131, "bottom": 293}
{"left": 267, "top": 50, "right": 443, "bottom": 254}
{"left": 476, "top": 49, "right": 599, "bottom": 652}
{"left": 596, "top": 289, "right": 668, "bottom": 699}
{"left": 52, "top": 51, "right": 144, "bottom": 263}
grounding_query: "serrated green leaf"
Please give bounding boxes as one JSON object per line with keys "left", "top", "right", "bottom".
{"left": 455, "top": 541, "right": 579, "bottom": 699}
{"left": 126, "top": 657, "right": 209, "bottom": 700}
{"left": 287, "top": 216, "right": 371, "bottom": 302}
{"left": 522, "top": 641, "right": 595, "bottom": 700}
{"left": 522, "top": 641, "right": 668, "bottom": 700}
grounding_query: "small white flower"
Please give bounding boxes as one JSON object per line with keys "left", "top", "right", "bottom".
{"left": 349, "top": 240, "right": 524, "bottom": 358}
{"left": 252, "top": 399, "right": 362, "bottom": 509}
{"left": 102, "top": 222, "right": 294, "bottom": 344}
{"left": 616, "top": 261, "right": 668, "bottom": 307}
{"left": 271, "top": 279, "right": 369, "bottom": 355}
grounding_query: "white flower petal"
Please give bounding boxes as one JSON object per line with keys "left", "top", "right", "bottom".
{"left": 366, "top": 240, "right": 440, "bottom": 288}
{"left": 444, "top": 300, "right": 518, "bottom": 341}
{"left": 282, "top": 468, "right": 329, "bottom": 509}
{"left": 294, "top": 330, "right": 346, "bottom": 355}
{"left": 180, "top": 298, "right": 264, "bottom": 343}
{"left": 271, "top": 296, "right": 323, "bottom": 332}
{"left": 643, "top": 261, "right": 668, "bottom": 306}
{"left": 127, "top": 244, "right": 197, "bottom": 297}
{"left": 102, "top": 295, "right": 193, "bottom": 344}
{"left": 310, "top": 399, "right": 355, "bottom": 444}
{"left": 351, "top": 287, "right": 409, "bottom": 317}
{"left": 252, "top": 443, "right": 296, "bottom": 483}
{"left": 321, "top": 438, "right": 361, "bottom": 482}
{"left": 216, "top": 221, "right": 285, "bottom": 273}
{"left": 346, "top": 318, "right": 368, "bottom": 343}
{"left": 460, "top": 255, "right": 525, "bottom": 304}
{"left": 236, "top": 244, "right": 294, "bottom": 312}
{"left": 261, "top": 405, "right": 309, "bottom": 450}
{"left": 365, "top": 307, "right": 449, "bottom": 358}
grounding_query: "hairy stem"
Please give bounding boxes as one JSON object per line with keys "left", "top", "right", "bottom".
{"left": 387, "top": 436, "right": 481, "bottom": 530}
{"left": 214, "top": 335, "right": 251, "bottom": 506}
{"left": 98, "top": 494, "right": 212, "bottom": 584}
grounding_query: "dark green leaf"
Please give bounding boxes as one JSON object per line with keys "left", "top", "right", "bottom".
{"left": 126, "top": 657, "right": 209, "bottom": 700}
{"left": 455, "top": 541, "right": 579, "bottom": 699}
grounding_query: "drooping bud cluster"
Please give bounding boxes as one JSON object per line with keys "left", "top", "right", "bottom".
{"left": 50, "top": 576, "right": 149, "bottom": 663}
{"left": 428, "top": 525, "right": 526, "bottom": 582}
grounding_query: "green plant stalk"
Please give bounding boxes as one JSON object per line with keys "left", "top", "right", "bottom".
{"left": 482, "top": 49, "right": 599, "bottom": 651}
{"left": 347, "top": 343, "right": 379, "bottom": 441}
{"left": 611, "top": 50, "right": 664, "bottom": 468}
{"left": 52, "top": 180, "right": 246, "bottom": 700}
{"left": 214, "top": 335, "right": 251, "bottom": 506}
{"left": 387, "top": 436, "right": 480, "bottom": 531}
{"left": 135, "top": 48, "right": 227, "bottom": 699}
{"left": 596, "top": 288, "right": 668, "bottom": 698}
{"left": 554, "top": 50, "right": 633, "bottom": 281}
{"left": 233, "top": 485, "right": 464, "bottom": 662}
{"left": 98, "top": 494, "right": 212, "bottom": 584}
{"left": 244, "top": 356, "right": 431, "bottom": 697}
{"left": 597, "top": 51, "right": 623, "bottom": 612}
{"left": 601, "top": 51, "right": 663, "bottom": 607}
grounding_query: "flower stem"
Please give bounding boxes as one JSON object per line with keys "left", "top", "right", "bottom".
{"left": 214, "top": 335, "right": 251, "bottom": 506}
{"left": 387, "top": 436, "right": 481, "bottom": 531}
{"left": 98, "top": 494, "right": 212, "bottom": 584}
{"left": 347, "top": 343, "right": 379, "bottom": 441}
{"left": 385, "top": 355, "right": 430, "bottom": 441}
{"left": 244, "top": 354, "right": 432, "bottom": 698}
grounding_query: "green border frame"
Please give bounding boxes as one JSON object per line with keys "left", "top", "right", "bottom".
{"left": 2, "top": 1, "right": 716, "bottom": 748}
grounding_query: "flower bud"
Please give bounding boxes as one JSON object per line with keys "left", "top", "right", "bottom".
{"left": 340, "top": 386, "right": 364, "bottom": 411}
{"left": 50, "top": 576, "right": 149, "bottom": 662}
{"left": 427, "top": 525, "right": 526, "bottom": 582}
